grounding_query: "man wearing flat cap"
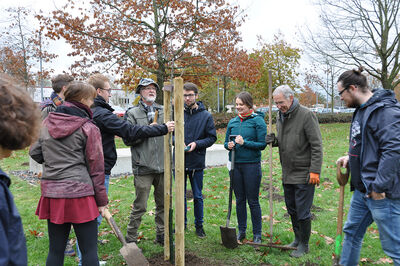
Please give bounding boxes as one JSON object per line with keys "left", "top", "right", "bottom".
{"left": 123, "top": 78, "right": 168, "bottom": 245}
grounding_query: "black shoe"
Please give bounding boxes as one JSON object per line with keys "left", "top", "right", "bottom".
{"left": 195, "top": 227, "right": 206, "bottom": 238}
{"left": 290, "top": 219, "right": 311, "bottom": 258}
{"left": 237, "top": 232, "right": 246, "bottom": 242}
{"left": 154, "top": 234, "right": 164, "bottom": 246}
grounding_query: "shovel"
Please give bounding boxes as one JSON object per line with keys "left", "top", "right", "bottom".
{"left": 103, "top": 209, "right": 149, "bottom": 266}
{"left": 333, "top": 164, "right": 349, "bottom": 265}
{"left": 220, "top": 145, "right": 238, "bottom": 249}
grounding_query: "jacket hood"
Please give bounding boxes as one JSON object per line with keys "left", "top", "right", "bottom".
{"left": 94, "top": 95, "right": 114, "bottom": 112}
{"left": 184, "top": 101, "right": 206, "bottom": 114}
{"left": 45, "top": 112, "right": 90, "bottom": 139}
{"left": 361, "top": 89, "right": 397, "bottom": 109}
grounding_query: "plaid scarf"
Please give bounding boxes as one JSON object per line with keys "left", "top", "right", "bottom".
{"left": 140, "top": 100, "right": 156, "bottom": 123}
{"left": 238, "top": 110, "right": 254, "bottom": 122}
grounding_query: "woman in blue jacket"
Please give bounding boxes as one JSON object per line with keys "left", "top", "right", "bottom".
{"left": 224, "top": 91, "right": 267, "bottom": 244}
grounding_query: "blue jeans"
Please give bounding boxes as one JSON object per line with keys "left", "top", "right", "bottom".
{"left": 185, "top": 170, "right": 204, "bottom": 228}
{"left": 77, "top": 174, "right": 110, "bottom": 265}
{"left": 340, "top": 189, "right": 400, "bottom": 266}
{"left": 232, "top": 162, "right": 262, "bottom": 237}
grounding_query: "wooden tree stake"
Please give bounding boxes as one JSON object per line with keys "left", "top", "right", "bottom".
{"left": 174, "top": 77, "right": 185, "bottom": 266}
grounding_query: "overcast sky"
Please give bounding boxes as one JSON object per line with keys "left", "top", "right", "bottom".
{"left": 0, "top": 0, "right": 320, "bottom": 74}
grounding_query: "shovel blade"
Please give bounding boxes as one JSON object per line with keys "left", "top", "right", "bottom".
{"left": 220, "top": 226, "right": 238, "bottom": 249}
{"left": 120, "top": 243, "right": 149, "bottom": 266}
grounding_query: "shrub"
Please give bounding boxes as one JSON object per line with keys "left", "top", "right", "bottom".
{"left": 212, "top": 112, "right": 352, "bottom": 129}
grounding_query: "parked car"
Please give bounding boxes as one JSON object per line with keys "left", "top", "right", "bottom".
{"left": 256, "top": 106, "right": 278, "bottom": 113}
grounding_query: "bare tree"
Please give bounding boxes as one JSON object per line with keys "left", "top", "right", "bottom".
{"left": 305, "top": 0, "right": 400, "bottom": 90}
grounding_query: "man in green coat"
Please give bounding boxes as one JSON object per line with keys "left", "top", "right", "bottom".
{"left": 266, "top": 85, "right": 323, "bottom": 257}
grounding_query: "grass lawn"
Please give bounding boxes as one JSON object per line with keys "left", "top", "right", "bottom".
{"left": 1, "top": 123, "right": 393, "bottom": 265}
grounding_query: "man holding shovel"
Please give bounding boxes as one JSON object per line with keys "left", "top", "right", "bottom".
{"left": 124, "top": 78, "right": 175, "bottom": 245}
{"left": 183, "top": 82, "right": 217, "bottom": 238}
{"left": 266, "top": 85, "right": 323, "bottom": 258}
{"left": 336, "top": 67, "right": 400, "bottom": 265}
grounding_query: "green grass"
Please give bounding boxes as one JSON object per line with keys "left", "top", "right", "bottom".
{"left": 1, "top": 123, "right": 393, "bottom": 265}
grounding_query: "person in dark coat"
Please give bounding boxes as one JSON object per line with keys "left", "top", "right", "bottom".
{"left": 266, "top": 85, "right": 323, "bottom": 257}
{"left": 0, "top": 73, "right": 41, "bottom": 266}
{"left": 183, "top": 82, "right": 217, "bottom": 238}
{"left": 336, "top": 67, "right": 400, "bottom": 265}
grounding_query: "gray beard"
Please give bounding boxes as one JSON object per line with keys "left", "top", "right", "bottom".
{"left": 143, "top": 96, "right": 156, "bottom": 103}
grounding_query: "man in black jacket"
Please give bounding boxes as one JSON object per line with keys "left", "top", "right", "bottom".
{"left": 183, "top": 82, "right": 217, "bottom": 238}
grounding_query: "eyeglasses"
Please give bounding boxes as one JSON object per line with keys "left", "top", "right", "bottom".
{"left": 100, "top": 88, "right": 112, "bottom": 94}
{"left": 183, "top": 94, "right": 196, "bottom": 98}
{"left": 142, "top": 86, "right": 157, "bottom": 91}
{"left": 338, "top": 87, "right": 350, "bottom": 96}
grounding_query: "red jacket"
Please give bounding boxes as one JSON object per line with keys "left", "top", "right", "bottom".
{"left": 30, "top": 103, "right": 108, "bottom": 207}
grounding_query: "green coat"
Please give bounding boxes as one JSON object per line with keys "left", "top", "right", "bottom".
{"left": 123, "top": 102, "right": 165, "bottom": 175}
{"left": 224, "top": 113, "right": 267, "bottom": 163}
{"left": 276, "top": 103, "right": 323, "bottom": 184}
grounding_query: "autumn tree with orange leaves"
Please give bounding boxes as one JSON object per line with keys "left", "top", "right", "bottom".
{"left": 38, "top": 0, "right": 256, "bottom": 90}
{"left": 0, "top": 7, "right": 56, "bottom": 93}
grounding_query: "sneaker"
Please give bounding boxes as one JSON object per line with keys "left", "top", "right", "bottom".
{"left": 237, "top": 232, "right": 246, "bottom": 242}
{"left": 154, "top": 234, "right": 164, "bottom": 246}
{"left": 195, "top": 227, "right": 206, "bottom": 238}
{"left": 253, "top": 236, "right": 262, "bottom": 244}
{"left": 252, "top": 236, "right": 262, "bottom": 250}
{"left": 64, "top": 240, "right": 76, "bottom": 257}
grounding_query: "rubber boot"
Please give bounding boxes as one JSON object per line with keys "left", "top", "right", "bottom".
{"left": 285, "top": 215, "right": 299, "bottom": 248}
{"left": 290, "top": 219, "right": 311, "bottom": 258}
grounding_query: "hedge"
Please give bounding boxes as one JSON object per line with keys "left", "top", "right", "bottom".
{"left": 211, "top": 112, "right": 353, "bottom": 129}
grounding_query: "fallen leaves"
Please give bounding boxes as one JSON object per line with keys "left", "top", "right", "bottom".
{"left": 28, "top": 229, "right": 44, "bottom": 238}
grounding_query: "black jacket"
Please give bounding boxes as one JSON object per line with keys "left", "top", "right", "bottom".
{"left": 184, "top": 101, "right": 217, "bottom": 170}
{"left": 92, "top": 96, "right": 168, "bottom": 174}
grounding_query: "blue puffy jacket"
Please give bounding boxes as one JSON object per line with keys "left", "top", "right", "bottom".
{"left": 355, "top": 89, "right": 400, "bottom": 199}
{"left": 0, "top": 169, "right": 27, "bottom": 266}
{"left": 184, "top": 102, "right": 217, "bottom": 170}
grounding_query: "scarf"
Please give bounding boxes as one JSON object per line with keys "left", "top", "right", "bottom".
{"left": 238, "top": 110, "right": 254, "bottom": 122}
{"left": 140, "top": 100, "right": 156, "bottom": 123}
{"left": 40, "top": 91, "right": 63, "bottom": 109}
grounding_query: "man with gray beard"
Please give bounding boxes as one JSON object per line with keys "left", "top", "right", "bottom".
{"left": 123, "top": 78, "right": 167, "bottom": 245}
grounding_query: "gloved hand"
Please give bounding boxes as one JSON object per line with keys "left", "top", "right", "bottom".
{"left": 309, "top": 172, "right": 320, "bottom": 185}
{"left": 265, "top": 133, "right": 276, "bottom": 144}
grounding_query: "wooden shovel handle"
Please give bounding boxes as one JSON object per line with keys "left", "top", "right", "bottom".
{"left": 336, "top": 185, "right": 345, "bottom": 236}
{"left": 104, "top": 208, "right": 127, "bottom": 245}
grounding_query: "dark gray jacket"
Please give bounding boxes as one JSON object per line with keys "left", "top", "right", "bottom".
{"left": 275, "top": 100, "right": 323, "bottom": 184}
{"left": 123, "top": 102, "right": 165, "bottom": 175}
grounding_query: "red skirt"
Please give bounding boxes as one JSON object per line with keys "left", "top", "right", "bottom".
{"left": 36, "top": 196, "right": 99, "bottom": 224}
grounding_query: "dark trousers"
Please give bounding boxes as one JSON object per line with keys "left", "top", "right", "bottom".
{"left": 283, "top": 183, "right": 315, "bottom": 221}
{"left": 46, "top": 219, "right": 99, "bottom": 266}
{"left": 232, "top": 162, "right": 262, "bottom": 237}
{"left": 185, "top": 169, "right": 204, "bottom": 228}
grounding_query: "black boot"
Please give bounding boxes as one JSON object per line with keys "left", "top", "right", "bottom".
{"left": 290, "top": 219, "right": 311, "bottom": 258}
{"left": 285, "top": 215, "right": 299, "bottom": 248}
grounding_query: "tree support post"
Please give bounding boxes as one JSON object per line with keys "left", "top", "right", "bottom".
{"left": 174, "top": 77, "right": 185, "bottom": 266}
